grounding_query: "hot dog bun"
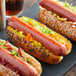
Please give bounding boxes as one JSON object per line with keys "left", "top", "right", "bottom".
{"left": 39, "top": 0, "right": 76, "bottom": 41}
{"left": 7, "top": 16, "right": 72, "bottom": 64}
{"left": 0, "top": 63, "right": 19, "bottom": 76}
{"left": 0, "top": 39, "right": 42, "bottom": 76}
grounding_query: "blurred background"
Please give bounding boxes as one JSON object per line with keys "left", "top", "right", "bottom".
{"left": 66, "top": 0, "right": 76, "bottom": 5}
{"left": 24, "top": 0, "right": 38, "bottom": 11}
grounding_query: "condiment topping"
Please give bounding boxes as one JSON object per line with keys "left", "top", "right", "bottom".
{"left": 0, "top": 40, "right": 30, "bottom": 63}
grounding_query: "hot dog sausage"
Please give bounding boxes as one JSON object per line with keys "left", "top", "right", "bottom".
{"left": 39, "top": 0, "right": 76, "bottom": 22}
{"left": 8, "top": 16, "right": 67, "bottom": 56}
{"left": 0, "top": 46, "right": 38, "bottom": 76}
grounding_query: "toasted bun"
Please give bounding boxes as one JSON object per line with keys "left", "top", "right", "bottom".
{"left": 0, "top": 39, "right": 42, "bottom": 76}
{"left": 38, "top": 6, "right": 76, "bottom": 41}
{"left": 0, "top": 63, "right": 19, "bottom": 76}
{"left": 27, "top": 16, "right": 72, "bottom": 55}
{"left": 7, "top": 26, "right": 63, "bottom": 64}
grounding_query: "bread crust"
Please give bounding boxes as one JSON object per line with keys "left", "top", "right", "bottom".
{"left": 0, "top": 63, "right": 19, "bottom": 76}
{"left": 0, "top": 39, "right": 42, "bottom": 76}
{"left": 7, "top": 26, "right": 63, "bottom": 64}
{"left": 38, "top": 7, "right": 76, "bottom": 41}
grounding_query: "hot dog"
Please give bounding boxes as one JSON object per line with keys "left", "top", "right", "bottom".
{"left": 0, "top": 63, "right": 19, "bottom": 76}
{"left": 39, "top": 0, "right": 76, "bottom": 41}
{"left": 39, "top": 0, "right": 76, "bottom": 22}
{"left": 7, "top": 16, "right": 72, "bottom": 64}
{"left": 8, "top": 16, "right": 67, "bottom": 56}
{"left": 0, "top": 39, "right": 42, "bottom": 76}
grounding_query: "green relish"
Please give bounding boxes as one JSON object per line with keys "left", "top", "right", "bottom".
{"left": 54, "top": 0, "right": 76, "bottom": 13}
{"left": 20, "top": 17, "right": 66, "bottom": 45}
{"left": 20, "top": 17, "right": 52, "bottom": 35}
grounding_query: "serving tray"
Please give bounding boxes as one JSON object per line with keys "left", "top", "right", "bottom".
{"left": 0, "top": 0, "right": 76, "bottom": 76}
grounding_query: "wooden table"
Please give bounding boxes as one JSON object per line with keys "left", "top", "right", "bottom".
{"left": 64, "top": 64, "right": 76, "bottom": 76}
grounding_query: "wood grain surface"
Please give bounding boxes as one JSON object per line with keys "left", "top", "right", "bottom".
{"left": 64, "top": 64, "right": 76, "bottom": 76}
